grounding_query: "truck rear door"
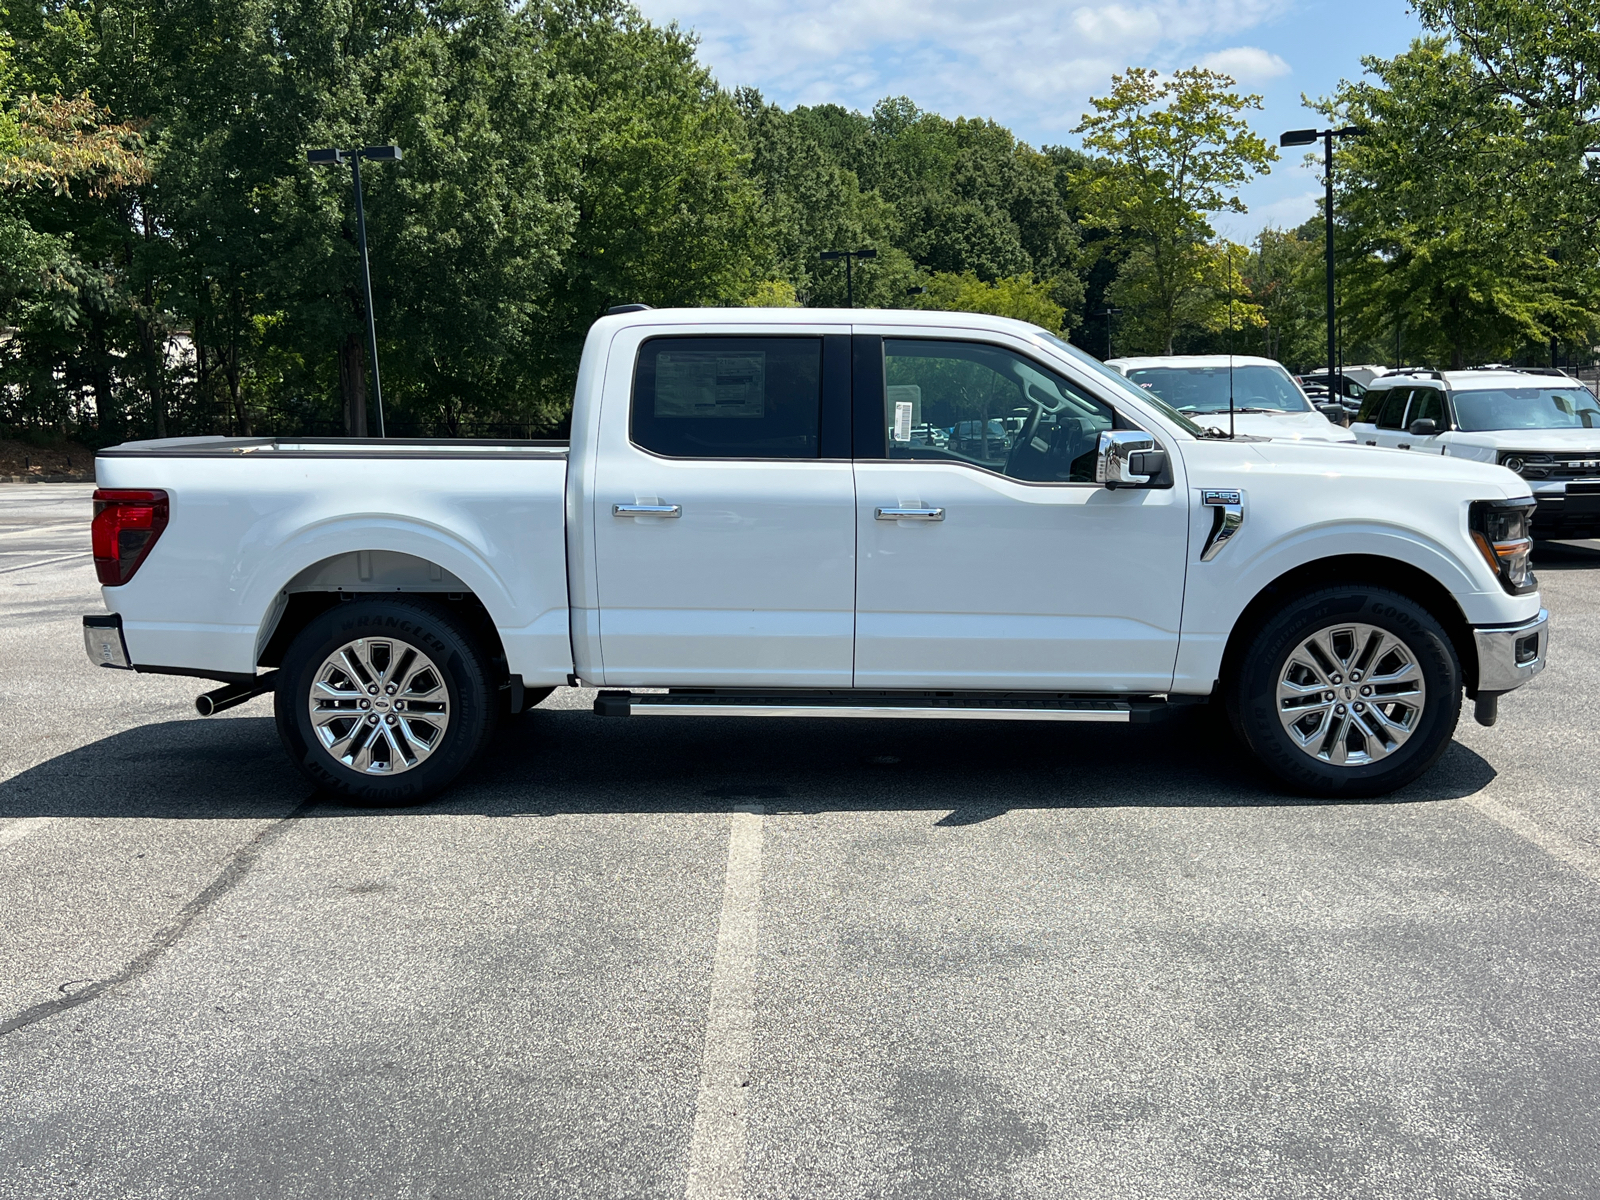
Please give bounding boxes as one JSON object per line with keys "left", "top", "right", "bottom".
{"left": 590, "top": 327, "right": 856, "bottom": 687}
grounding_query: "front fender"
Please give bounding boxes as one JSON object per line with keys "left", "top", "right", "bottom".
{"left": 1173, "top": 512, "right": 1532, "bottom": 694}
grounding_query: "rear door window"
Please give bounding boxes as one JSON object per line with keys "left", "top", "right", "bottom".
{"left": 1376, "top": 388, "right": 1413, "bottom": 430}
{"left": 631, "top": 337, "right": 822, "bottom": 459}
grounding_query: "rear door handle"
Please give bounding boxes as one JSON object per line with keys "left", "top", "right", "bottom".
{"left": 613, "top": 503, "right": 681, "bottom": 517}
{"left": 875, "top": 507, "right": 944, "bottom": 521}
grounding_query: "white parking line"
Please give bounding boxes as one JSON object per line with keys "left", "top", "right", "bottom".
{"left": 684, "top": 805, "right": 765, "bottom": 1200}
{"left": 0, "top": 552, "right": 91, "bottom": 575}
{"left": 0, "top": 817, "right": 55, "bottom": 849}
{"left": 1469, "top": 797, "right": 1600, "bottom": 883}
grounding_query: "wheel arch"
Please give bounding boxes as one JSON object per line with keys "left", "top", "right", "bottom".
{"left": 1218, "top": 555, "right": 1479, "bottom": 698}
{"left": 255, "top": 550, "right": 507, "bottom": 678}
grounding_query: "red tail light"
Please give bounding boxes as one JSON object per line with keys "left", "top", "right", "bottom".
{"left": 92, "top": 489, "right": 169, "bottom": 585}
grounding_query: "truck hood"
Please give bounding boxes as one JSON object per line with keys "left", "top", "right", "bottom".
{"left": 1188, "top": 410, "right": 1357, "bottom": 443}
{"left": 1187, "top": 437, "right": 1532, "bottom": 499}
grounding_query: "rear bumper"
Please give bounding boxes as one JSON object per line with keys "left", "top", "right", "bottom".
{"left": 1473, "top": 608, "right": 1547, "bottom": 694}
{"left": 83, "top": 613, "right": 132, "bottom": 669}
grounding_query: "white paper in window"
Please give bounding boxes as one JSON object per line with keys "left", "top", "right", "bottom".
{"left": 655, "top": 351, "right": 766, "bottom": 418}
{"left": 892, "top": 401, "right": 913, "bottom": 443}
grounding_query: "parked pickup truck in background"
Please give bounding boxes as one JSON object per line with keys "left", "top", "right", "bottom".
{"left": 84, "top": 309, "right": 1549, "bottom": 803}
{"left": 1106, "top": 354, "right": 1357, "bottom": 442}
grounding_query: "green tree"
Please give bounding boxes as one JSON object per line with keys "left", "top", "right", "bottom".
{"left": 1324, "top": 39, "right": 1599, "bottom": 368}
{"left": 1243, "top": 223, "right": 1324, "bottom": 368}
{"left": 1073, "top": 68, "right": 1276, "bottom": 353}
{"left": 911, "top": 271, "right": 1068, "bottom": 331}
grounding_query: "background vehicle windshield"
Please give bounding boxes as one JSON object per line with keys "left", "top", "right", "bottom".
{"left": 1125, "top": 365, "right": 1311, "bottom": 414}
{"left": 1029, "top": 330, "right": 1207, "bottom": 437}
{"left": 1453, "top": 386, "right": 1600, "bottom": 431}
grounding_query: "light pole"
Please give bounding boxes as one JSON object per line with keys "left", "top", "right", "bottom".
{"left": 1095, "top": 305, "right": 1122, "bottom": 360}
{"left": 1280, "top": 126, "right": 1362, "bottom": 400}
{"left": 308, "top": 145, "right": 402, "bottom": 437}
{"left": 820, "top": 248, "right": 877, "bottom": 308}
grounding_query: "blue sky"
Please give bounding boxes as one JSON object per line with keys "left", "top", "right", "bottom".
{"left": 630, "top": 0, "right": 1430, "bottom": 241}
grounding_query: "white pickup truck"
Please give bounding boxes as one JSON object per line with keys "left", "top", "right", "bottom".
{"left": 83, "top": 309, "right": 1549, "bottom": 803}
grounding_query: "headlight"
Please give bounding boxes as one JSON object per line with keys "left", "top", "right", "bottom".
{"left": 1469, "top": 499, "right": 1537, "bottom": 595}
{"left": 1498, "top": 451, "right": 1553, "bottom": 479}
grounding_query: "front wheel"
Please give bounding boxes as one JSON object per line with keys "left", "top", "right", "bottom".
{"left": 1230, "top": 586, "right": 1462, "bottom": 798}
{"left": 275, "top": 597, "right": 498, "bottom": 805}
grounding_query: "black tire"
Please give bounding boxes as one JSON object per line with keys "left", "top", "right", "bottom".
{"left": 275, "top": 597, "right": 498, "bottom": 805}
{"left": 1230, "top": 586, "right": 1462, "bottom": 798}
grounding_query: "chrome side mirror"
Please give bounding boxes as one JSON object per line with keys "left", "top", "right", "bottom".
{"left": 1096, "top": 430, "right": 1160, "bottom": 488}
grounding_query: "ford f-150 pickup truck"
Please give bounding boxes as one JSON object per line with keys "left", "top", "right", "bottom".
{"left": 82, "top": 308, "right": 1549, "bottom": 802}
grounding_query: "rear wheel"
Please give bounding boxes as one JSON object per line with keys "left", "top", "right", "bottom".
{"left": 275, "top": 597, "right": 498, "bottom": 805}
{"left": 1231, "top": 586, "right": 1461, "bottom": 797}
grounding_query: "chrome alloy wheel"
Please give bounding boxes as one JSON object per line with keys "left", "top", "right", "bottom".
{"left": 307, "top": 637, "right": 451, "bottom": 775}
{"left": 1276, "top": 622, "right": 1427, "bottom": 766}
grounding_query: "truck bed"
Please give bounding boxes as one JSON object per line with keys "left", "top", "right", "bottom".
{"left": 95, "top": 436, "right": 573, "bottom": 683}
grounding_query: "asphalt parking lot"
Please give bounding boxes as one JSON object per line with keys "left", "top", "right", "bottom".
{"left": 3, "top": 482, "right": 1599, "bottom": 1200}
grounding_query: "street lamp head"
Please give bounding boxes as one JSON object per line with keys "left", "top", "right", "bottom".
{"left": 1279, "top": 129, "right": 1319, "bottom": 148}
{"left": 819, "top": 250, "right": 846, "bottom": 261}
{"left": 306, "top": 148, "right": 344, "bottom": 165}
{"left": 855, "top": 249, "right": 878, "bottom": 260}
{"left": 360, "top": 145, "right": 403, "bottom": 162}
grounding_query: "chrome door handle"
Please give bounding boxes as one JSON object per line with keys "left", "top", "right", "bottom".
{"left": 875, "top": 506, "right": 944, "bottom": 521}
{"left": 613, "top": 503, "right": 681, "bottom": 518}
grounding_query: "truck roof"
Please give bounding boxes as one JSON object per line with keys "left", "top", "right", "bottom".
{"left": 595, "top": 306, "right": 1057, "bottom": 340}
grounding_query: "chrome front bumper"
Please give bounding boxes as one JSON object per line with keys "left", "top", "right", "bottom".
{"left": 1474, "top": 608, "right": 1547, "bottom": 694}
{"left": 83, "top": 613, "right": 132, "bottom": 670}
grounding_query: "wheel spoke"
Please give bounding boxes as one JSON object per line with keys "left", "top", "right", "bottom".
{"left": 1277, "top": 620, "right": 1428, "bottom": 769}
{"left": 308, "top": 636, "right": 452, "bottom": 777}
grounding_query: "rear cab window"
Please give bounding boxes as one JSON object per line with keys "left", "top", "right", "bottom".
{"left": 631, "top": 337, "right": 822, "bottom": 458}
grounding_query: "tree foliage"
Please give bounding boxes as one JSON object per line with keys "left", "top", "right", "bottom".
{"left": 17, "top": 0, "right": 1587, "bottom": 442}
{"left": 1323, "top": 38, "right": 1600, "bottom": 368}
{"left": 1073, "top": 68, "right": 1276, "bottom": 354}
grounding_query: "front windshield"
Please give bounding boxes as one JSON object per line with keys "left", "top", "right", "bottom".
{"left": 1453, "top": 386, "right": 1600, "bottom": 432}
{"left": 1125, "top": 365, "right": 1311, "bottom": 414}
{"left": 1029, "top": 330, "right": 1207, "bottom": 437}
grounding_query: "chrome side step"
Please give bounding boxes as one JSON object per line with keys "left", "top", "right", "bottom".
{"left": 594, "top": 690, "right": 1183, "bottom": 723}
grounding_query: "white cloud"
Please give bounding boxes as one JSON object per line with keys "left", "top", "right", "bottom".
{"left": 639, "top": 0, "right": 1296, "bottom": 137}
{"left": 1198, "top": 45, "right": 1291, "bottom": 83}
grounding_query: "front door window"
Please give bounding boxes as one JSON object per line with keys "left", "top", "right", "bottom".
{"left": 883, "top": 340, "right": 1114, "bottom": 483}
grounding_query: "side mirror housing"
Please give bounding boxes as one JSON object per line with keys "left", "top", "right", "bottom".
{"left": 1317, "top": 403, "right": 1350, "bottom": 426}
{"left": 1097, "top": 430, "right": 1163, "bottom": 488}
{"left": 1409, "top": 418, "right": 1438, "bottom": 436}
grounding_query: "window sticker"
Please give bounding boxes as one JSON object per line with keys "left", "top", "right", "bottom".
{"left": 892, "top": 400, "right": 914, "bottom": 443}
{"left": 655, "top": 352, "right": 766, "bottom": 419}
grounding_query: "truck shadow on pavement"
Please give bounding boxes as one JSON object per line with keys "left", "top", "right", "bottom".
{"left": 0, "top": 701, "right": 1498, "bottom": 821}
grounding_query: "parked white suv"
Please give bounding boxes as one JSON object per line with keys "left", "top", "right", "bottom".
{"left": 1106, "top": 355, "right": 1357, "bottom": 442}
{"left": 1352, "top": 368, "right": 1600, "bottom": 539}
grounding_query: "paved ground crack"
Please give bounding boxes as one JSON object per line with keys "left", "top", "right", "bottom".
{"left": 0, "top": 799, "right": 315, "bottom": 1037}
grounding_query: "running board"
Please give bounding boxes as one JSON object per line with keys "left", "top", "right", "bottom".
{"left": 593, "top": 690, "right": 1184, "bottom": 723}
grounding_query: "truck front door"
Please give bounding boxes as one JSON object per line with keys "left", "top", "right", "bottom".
{"left": 590, "top": 329, "right": 857, "bottom": 688}
{"left": 851, "top": 334, "right": 1188, "bottom": 692}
